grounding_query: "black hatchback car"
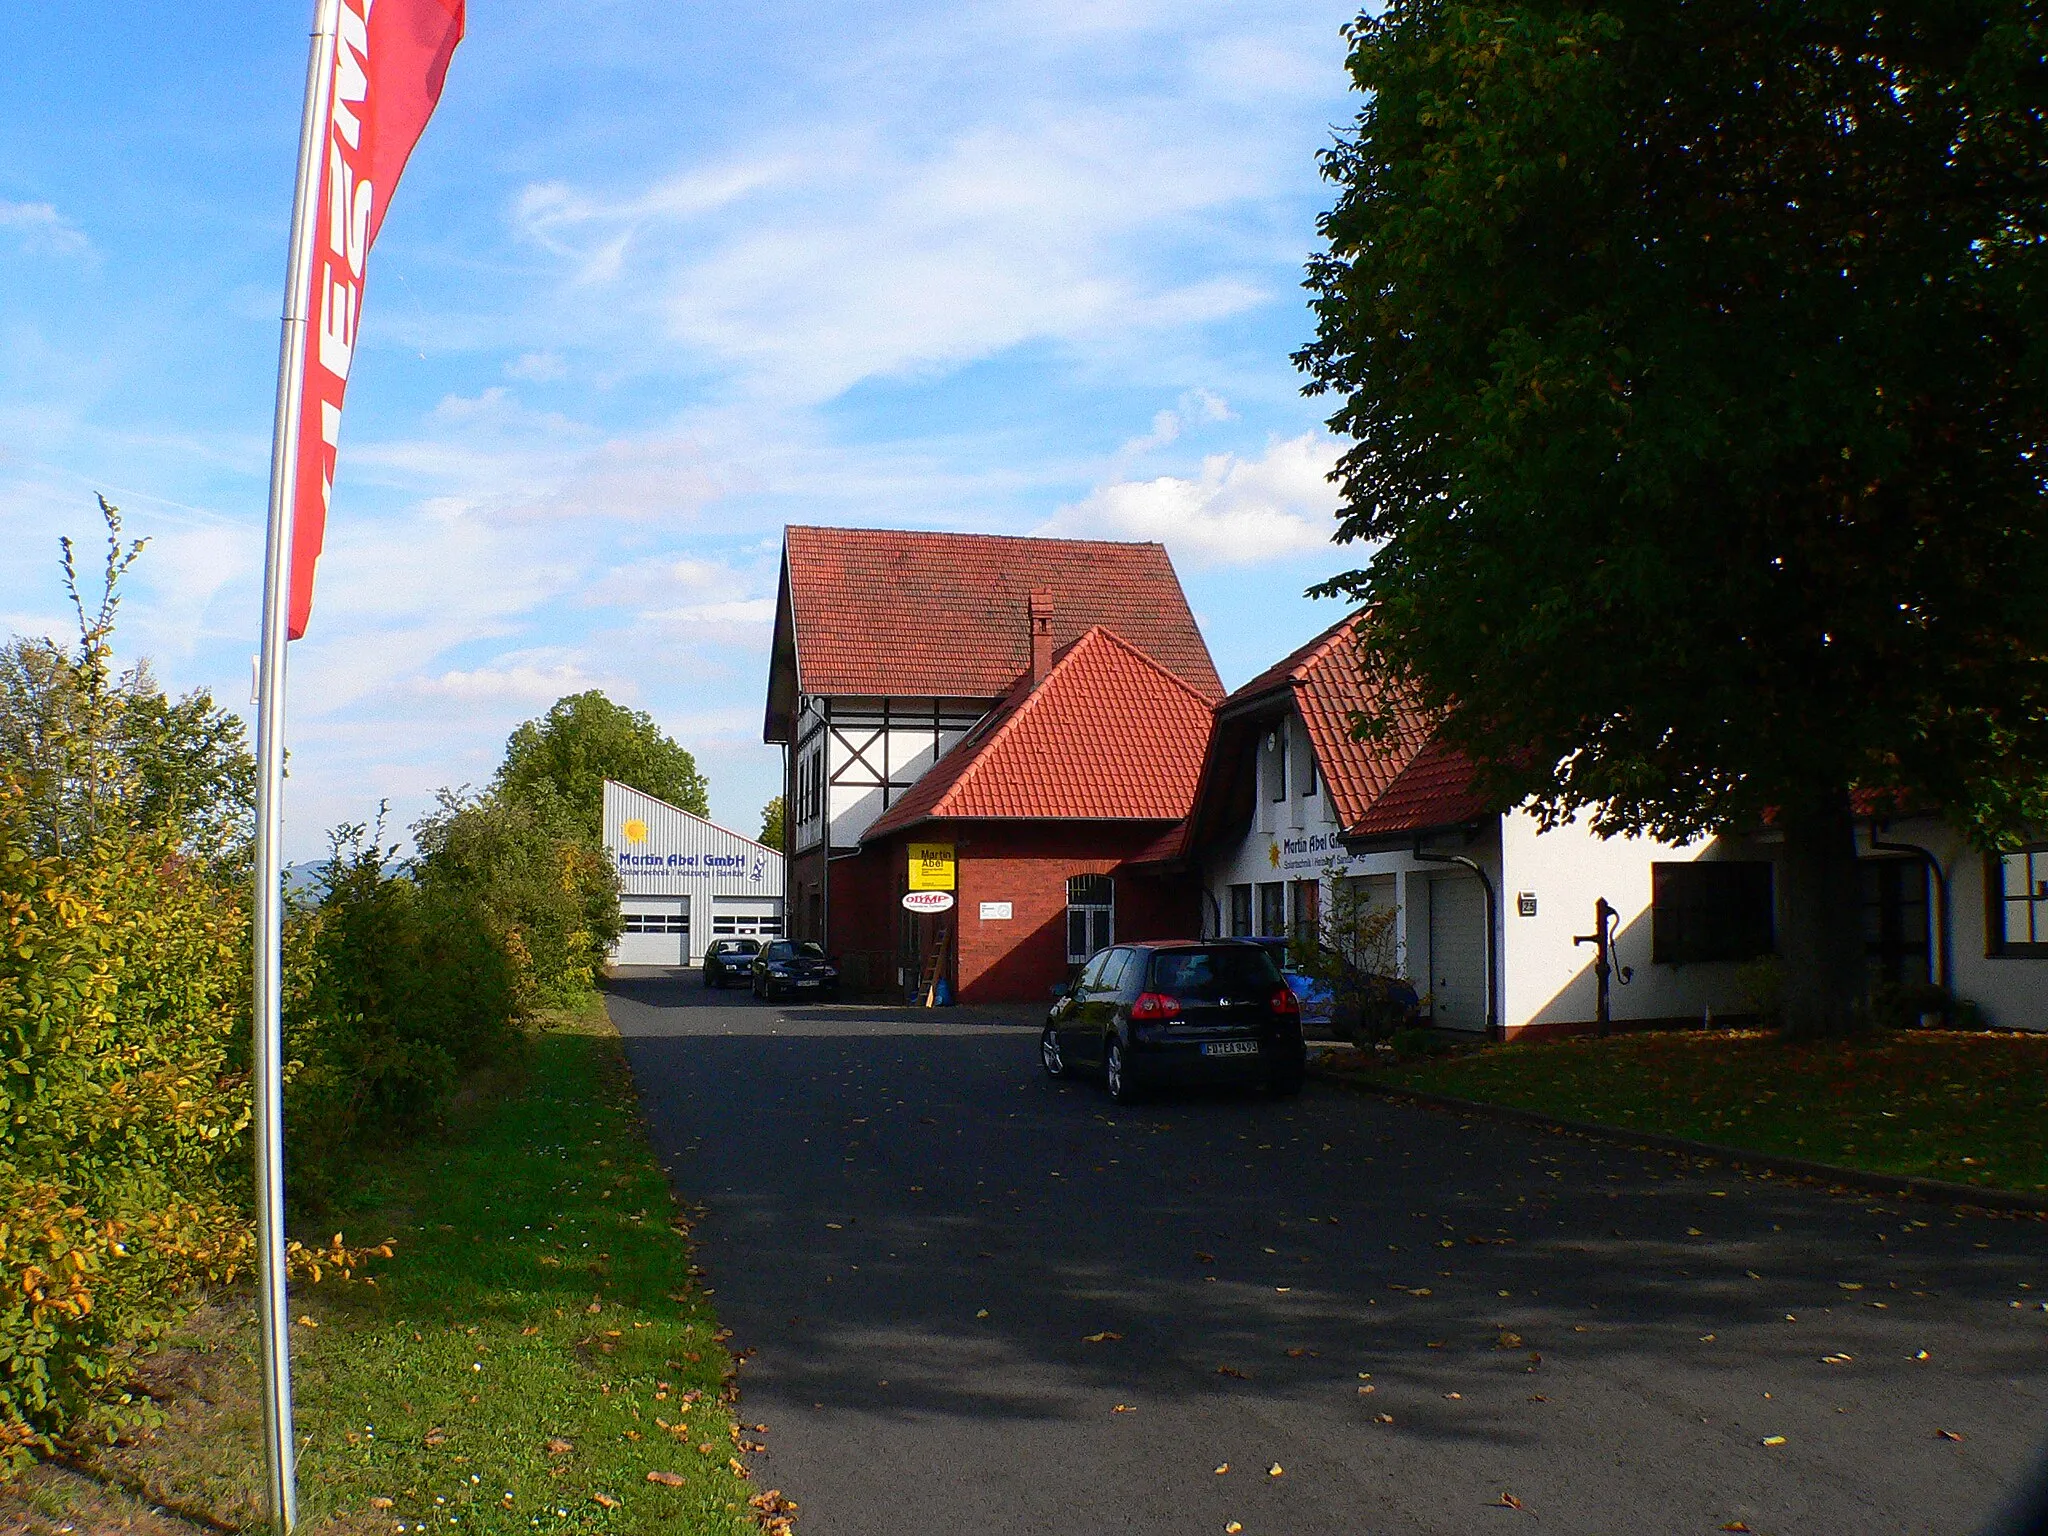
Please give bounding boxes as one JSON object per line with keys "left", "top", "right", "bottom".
{"left": 750, "top": 939, "right": 841, "bottom": 1002}
{"left": 1041, "top": 940, "right": 1304, "bottom": 1103}
{"left": 702, "top": 938, "right": 761, "bottom": 988}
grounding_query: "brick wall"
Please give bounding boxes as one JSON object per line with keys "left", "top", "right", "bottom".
{"left": 847, "top": 822, "right": 1199, "bottom": 1004}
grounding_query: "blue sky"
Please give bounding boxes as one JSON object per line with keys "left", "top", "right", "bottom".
{"left": 1, "top": 0, "right": 1368, "bottom": 859}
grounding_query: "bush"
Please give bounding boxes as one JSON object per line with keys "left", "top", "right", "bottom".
{"left": 0, "top": 788, "right": 255, "bottom": 1461}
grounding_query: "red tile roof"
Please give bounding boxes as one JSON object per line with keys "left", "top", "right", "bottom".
{"left": 1347, "top": 735, "right": 1493, "bottom": 837}
{"left": 776, "top": 526, "right": 1222, "bottom": 706}
{"left": 862, "top": 627, "right": 1215, "bottom": 838}
{"left": 1215, "top": 613, "right": 1495, "bottom": 838}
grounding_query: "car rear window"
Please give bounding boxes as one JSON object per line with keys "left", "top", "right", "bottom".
{"left": 1146, "top": 946, "right": 1280, "bottom": 1001}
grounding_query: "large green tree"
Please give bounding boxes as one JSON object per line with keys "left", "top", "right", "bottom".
{"left": 1299, "top": 2, "right": 2048, "bottom": 1035}
{"left": 494, "top": 691, "right": 708, "bottom": 845}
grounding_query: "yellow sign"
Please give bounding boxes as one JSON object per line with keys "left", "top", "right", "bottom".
{"left": 907, "top": 842, "right": 956, "bottom": 892}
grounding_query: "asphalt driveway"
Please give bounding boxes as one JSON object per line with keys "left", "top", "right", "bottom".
{"left": 605, "top": 970, "right": 2048, "bottom": 1536}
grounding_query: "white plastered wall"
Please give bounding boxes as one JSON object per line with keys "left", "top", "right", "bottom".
{"left": 1498, "top": 810, "right": 1771, "bottom": 1031}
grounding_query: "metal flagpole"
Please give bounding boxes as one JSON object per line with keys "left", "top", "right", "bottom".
{"left": 253, "top": 1, "right": 342, "bottom": 1528}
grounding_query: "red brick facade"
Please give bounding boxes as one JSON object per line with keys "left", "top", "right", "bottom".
{"left": 803, "top": 821, "right": 1201, "bottom": 1004}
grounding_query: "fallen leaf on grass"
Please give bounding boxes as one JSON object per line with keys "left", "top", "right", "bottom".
{"left": 646, "top": 1471, "right": 686, "bottom": 1488}
{"left": 591, "top": 1494, "right": 619, "bottom": 1510}
{"left": 545, "top": 1437, "right": 572, "bottom": 1454}
{"left": 296, "top": 1316, "right": 318, "bottom": 1328}
{"left": 423, "top": 1428, "right": 448, "bottom": 1447}
{"left": 586, "top": 1300, "right": 603, "bottom": 1314}
{"left": 1937, "top": 1429, "right": 1964, "bottom": 1442}
{"left": 370, "top": 1498, "right": 393, "bottom": 1510}
{"left": 521, "top": 1326, "right": 540, "bottom": 1336}
{"left": 1497, "top": 1492, "right": 1523, "bottom": 1509}
{"left": 1083, "top": 1331, "right": 1123, "bottom": 1343}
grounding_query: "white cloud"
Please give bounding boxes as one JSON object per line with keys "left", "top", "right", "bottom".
{"left": 1040, "top": 431, "right": 1341, "bottom": 565}
{"left": 0, "top": 199, "right": 91, "bottom": 257}
{"left": 505, "top": 351, "right": 567, "bottom": 382}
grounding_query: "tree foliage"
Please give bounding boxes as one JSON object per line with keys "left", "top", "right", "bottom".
{"left": 495, "top": 691, "right": 708, "bottom": 845}
{"left": 0, "top": 500, "right": 253, "bottom": 864}
{"left": 1300, "top": 1, "right": 2048, "bottom": 1031}
{"left": 759, "top": 793, "right": 785, "bottom": 852}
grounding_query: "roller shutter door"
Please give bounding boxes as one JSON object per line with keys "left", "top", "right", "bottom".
{"left": 615, "top": 897, "right": 690, "bottom": 967}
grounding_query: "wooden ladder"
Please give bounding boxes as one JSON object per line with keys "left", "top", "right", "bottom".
{"left": 917, "top": 920, "right": 951, "bottom": 1007}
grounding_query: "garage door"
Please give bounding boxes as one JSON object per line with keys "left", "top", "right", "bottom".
{"left": 1426, "top": 875, "right": 1489, "bottom": 1032}
{"left": 710, "top": 900, "right": 784, "bottom": 939}
{"left": 615, "top": 897, "right": 690, "bottom": 967}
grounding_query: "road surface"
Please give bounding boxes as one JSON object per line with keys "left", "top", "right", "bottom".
{"left": 606, "top": 970, "right": 2048, "bottom": 1536}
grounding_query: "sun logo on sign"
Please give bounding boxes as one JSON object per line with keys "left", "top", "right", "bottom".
{"left": 622, "top": 818, "right": 649, "bottom": 845}
{"left": 1267, "top": 841, "right": 1282, "bottom": 869}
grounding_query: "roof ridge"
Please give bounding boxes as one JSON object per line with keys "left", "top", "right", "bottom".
{"left": 784, "top": 525, "right": 1167, "bottom": 552}
{"left": 1069, "top": 624, "right": 1221, "bottom": 712}
{"left": 924, "top": 627, "right": 1126, "bottom": 817}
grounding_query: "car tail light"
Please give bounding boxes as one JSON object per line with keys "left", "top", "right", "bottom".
{"left": 1130, "top": 992, "right": 1182, "bottom": 1020}
{"left": 1272, "top": 986, "right": 1301, "bottom": 1017}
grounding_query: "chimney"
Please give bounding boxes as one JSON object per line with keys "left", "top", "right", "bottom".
{"left": 1028, "top": 589, "right": 1055, "bottom": 684}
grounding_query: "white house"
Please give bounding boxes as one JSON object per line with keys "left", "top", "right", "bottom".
{"left": 602, "top": 780, "right": 784, "bottom": 967}
{"left": 1177, "top": 616, "right": 2046, "bottom": 1036}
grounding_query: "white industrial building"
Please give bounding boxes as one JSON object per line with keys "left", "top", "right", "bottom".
{"left": 602, "top": 779, "right": 784, "bottom": 967}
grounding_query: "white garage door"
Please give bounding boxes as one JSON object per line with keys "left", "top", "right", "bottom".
{"left": 1427, "top": 875, "right": 1489, "bottom": 1032}
{"left": 615, "top": 897, "right": 690, "bottom": 967}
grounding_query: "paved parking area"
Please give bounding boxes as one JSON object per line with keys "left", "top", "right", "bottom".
{"left": 606, "top": 970, "right": 2048, "bottom": 1536}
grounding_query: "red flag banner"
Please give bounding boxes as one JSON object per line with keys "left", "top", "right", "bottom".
{"left": 287, "top": 0, "right": 465, "bottom": 639}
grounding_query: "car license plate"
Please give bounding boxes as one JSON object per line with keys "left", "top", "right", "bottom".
{"left": 1202, "top": 1040, "right": 1258, "bottom": 1057}
{"left": 795, "top": 979, "right": 819, "bottom": 988}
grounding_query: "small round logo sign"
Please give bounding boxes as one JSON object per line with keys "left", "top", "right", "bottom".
{"left": 901, "top": 890, "right": 955, "bottom": 914}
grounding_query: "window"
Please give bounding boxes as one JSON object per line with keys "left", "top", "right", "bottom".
{"left": 621, "top": 910, "right": 690, "bottom": 935}
{"left": 1861, "top": 859, "right": 1930, "bottom": 984}
{"left": 1067, "top": 874, "right": 1114, "bottom": 963}
{"left": 1095, "top": 949, "right": 1134, "bottom": 994}
{"left": 712, "top": 912, "right": 784, "bottom": 936}
{"left": 1228, "top": 884, "right": 1253, "bottom": 937}
{"left": 1257, "top": 881, "right": 1287, "bottom": 938}
{"left": 1074, "top": 948, "right": 1112, "bottom": 990}
{"left": 1147, "top": 945, "right": 1282, "bottom": 1001}
{"left": 1990, "top": 845, "right": 2048, "bottom": 957}
{"left": 1267, "top": 728, "right": 1288, "bottom": 802}
{"left": 1651, "top": 862, "right": 1774, "bottom": 964}
{"left": 1290, "top": 879, "right": 1319, "bottom": 944}
{"left": 1293, "top": 726, "right": 1318, "bottom": 798}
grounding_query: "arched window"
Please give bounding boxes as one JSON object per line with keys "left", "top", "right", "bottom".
{"left": 1066, "top": 874, "right": 1113, "bottom": 963}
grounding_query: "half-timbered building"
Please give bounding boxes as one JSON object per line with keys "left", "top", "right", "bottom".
{"left": 763, "top": 525, "right": 1223, "bottom": 999}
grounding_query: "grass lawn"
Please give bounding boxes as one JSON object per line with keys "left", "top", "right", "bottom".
{"left": 1325, "top": 1028, "right": 2048, "bottom": 1196}
{"left": 57, "top": 1003, "right": 788, "bottom": 1536}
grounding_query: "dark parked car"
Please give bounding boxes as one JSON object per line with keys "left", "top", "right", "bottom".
{"left": 1041, "top": 940, "right": 1304, "bottom": 1103}
{"left": 702, "top": 938, "right": 761, "bottom": 988}
{"left": 1243, "top": 935, "right": 1419, "bottom": 1043}
{"left": 750, "top": 939, "right": 841, "bottom": 1002}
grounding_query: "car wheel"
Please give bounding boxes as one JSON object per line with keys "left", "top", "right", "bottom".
{"left": 1040, "top": 1026, "right": 1071, "bottom": 1079}
{"left": 1105, "top": 1037, "right": 1139, "bottom": 1104}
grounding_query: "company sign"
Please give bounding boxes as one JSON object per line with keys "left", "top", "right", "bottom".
{"left": 616, "top": 849, "right": 768, "bottom": 884}
{"left": 907, "top": 842, "right": 956, "bottom": 891}
{"left": 902, "top": 890, "right": 956, "bottom": 914}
